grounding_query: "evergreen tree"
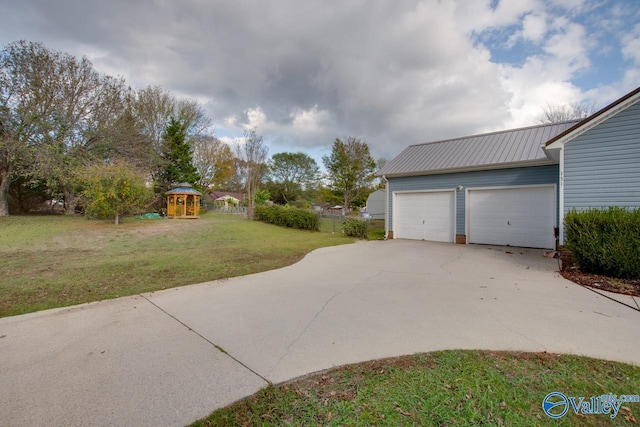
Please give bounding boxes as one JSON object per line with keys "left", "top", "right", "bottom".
{"left": 158, "top": 118, "right": 200, "bottom": 190}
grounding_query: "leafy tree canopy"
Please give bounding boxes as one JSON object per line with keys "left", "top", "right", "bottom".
{"left": 322, "top": 137, "right": 376, "bottom": 211}
{"left": 268, "top": 152, "right": 319, "bottom": 204}
{"left": 253, "top": 189, "right": 271, "bottom": 205}
{"left": 81, "top": 162, "right": 153, "bottom": 224}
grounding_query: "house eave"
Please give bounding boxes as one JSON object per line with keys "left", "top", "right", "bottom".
{"left": 383, "top": 159, "right": 557, "bottom": 179}
{"left": 545, "top": 86, "right": 640, "bottom": 151}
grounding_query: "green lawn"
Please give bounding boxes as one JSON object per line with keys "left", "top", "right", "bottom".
{"left": 192, "top": 350, "right": 640, "bottom": 426}
{"left": 0, "top": 213, "right": 353, "bottom": 317}
{"left": 5, "top": 215, "right": 638, "bottom": 426}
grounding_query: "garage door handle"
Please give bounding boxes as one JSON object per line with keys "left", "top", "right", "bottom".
{"left": 507, "top": 221, "right": 511, "bottom": 225}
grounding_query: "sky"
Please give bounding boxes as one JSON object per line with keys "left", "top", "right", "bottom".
{"left": 1, "top": 0, "right": 638, "bottom": 163}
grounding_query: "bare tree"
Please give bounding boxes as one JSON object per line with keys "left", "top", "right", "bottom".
{"left": 132, "top": 86, "right": 175, "bottom": 152}
{"left": 537, "top": 101, "right": 600, "bottom": 124}
{"left": 375, "top": 157, "right": 388, "bottom": 188}
{"left": 133, "top": 86, "right": 210, "bottom": 149}
{"left": 235, "top": 128, "right": 268, "bottom": 216}
{"left": 92, "top": 85, "right": 156, "bottom": 172}
{"left": 192, "top": 134, "right": 235, "bottom": 190}
{"left": 131, "top": 86, "right": 212, "bottom": 183}
{"left": 35, "top": 52, "right": 110, "bottom": 214}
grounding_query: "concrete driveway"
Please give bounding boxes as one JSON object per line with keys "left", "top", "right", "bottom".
{"left": 1, "top": 240, "right": 639, "bottom": 426}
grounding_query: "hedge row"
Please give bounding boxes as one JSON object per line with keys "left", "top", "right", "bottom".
{"left": 253, "top": 205, "right": 320, "bottom": 231}
{"left": 564, "top": 207, "right": 640, "bottom": 279}
{"left": 341, "top": 218, "right": 368, "bottom": 239}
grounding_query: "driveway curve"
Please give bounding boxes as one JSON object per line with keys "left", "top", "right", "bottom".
{"left": 1, "top": 240, "right": 639, "bottom": 426}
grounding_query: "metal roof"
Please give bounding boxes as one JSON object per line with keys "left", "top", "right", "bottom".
{"left": 379, "top": 121, "right": 580, "bottom": 177}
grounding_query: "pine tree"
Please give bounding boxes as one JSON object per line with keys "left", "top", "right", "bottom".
{"left": 158, "top": 118, "right": 200, "bottom": 189}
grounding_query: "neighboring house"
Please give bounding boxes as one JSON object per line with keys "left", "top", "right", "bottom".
{"left": 379, "top": 86, "right": 640, "bottom": 249}
{"left": 325, "top": 205, "right": 344, "bottom": 216}
{"left": 366, "top": 189, "right": 386, "bottom": 220}
{"left": 208, "top": 191, "right": 246, "bottom": 207}
{"left": 214, "top": 196, "right": 240, "bottom": 207}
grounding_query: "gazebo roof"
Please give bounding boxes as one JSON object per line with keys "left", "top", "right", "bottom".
{"left": 164, "top": 183, "right": 202, "bottom": 196}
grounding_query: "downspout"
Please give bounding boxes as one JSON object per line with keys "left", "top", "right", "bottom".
{"left": 558, "top": 146, "right": 565, "bottom": 246}
{"left": 383, "top": 175, "right": 390, "bottom": 239}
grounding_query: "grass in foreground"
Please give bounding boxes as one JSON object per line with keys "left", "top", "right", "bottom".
{"left": 192, "top": 350, "right": 640, "bottom": 426}
{"left": 0, "top": 213, "right": 353, "bottom": 317}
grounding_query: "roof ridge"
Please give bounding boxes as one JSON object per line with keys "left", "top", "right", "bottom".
{"left": 408, "top": 120, "right": 582, "bottom": 148}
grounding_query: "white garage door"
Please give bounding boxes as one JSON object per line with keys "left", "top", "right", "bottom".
{"left": 468, "top": 186, "right": 555, "bottom": 249}
{"left": 394, "top": 191, "right": 455, "bottom": 242}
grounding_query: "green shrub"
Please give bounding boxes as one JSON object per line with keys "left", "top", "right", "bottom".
{"left": 253, "top": 189, "right": 271, "bottom": 205}
{"left": 254, "top": 205, "right": 320, "bottom": 231}
{"left": 341, "top": 217, "right": 368, "bottom": 239}
{"left": 564, "top": 207, "right": 640, "bottom": 279}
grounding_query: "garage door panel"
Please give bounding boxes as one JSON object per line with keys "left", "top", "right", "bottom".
{"left": 395, "top": 191, "right": 454, "bottom": 243}
{"left": 468, "top": 187, "right": 555, "bottom": 249}
{"left": 395, "top": 193, "right": 423, "bottom": 239}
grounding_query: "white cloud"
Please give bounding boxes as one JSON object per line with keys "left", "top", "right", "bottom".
{"left": 290, "top": 105, "right": 331, "bottom": 136}
{"left": 522, "top": 13, "right": 547, "bottom": 42}
{"left": 454, "top": 0, "right": 542, "bottom": 34}
{"left": 0, "top": 0, "right": 636, "bottom": 160}
{"left": 244, "top": 107, "right": 267, "bottom": 130}
{"left": 217, "top": 136, "right": 237, "bottom": 147}
{"left": 622, "top": 23, "right": 640, "bottom": 65}
{"left": 497, "top": 13, "right": 595, "bottom": 127}
{"left": 548, "top": 0, "right": 586, "bottom": 10}
{"left": 223, "top": 116, "right": 238, "bottom": 128}
{"left": 543, "top": 23, "right": 590, "bottom": 70}
{"left": 500, "top": 67, "right": 583, "bottom": 126}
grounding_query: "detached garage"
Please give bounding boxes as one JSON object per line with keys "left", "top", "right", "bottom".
{"left": 379, "top": 86, "right": 640, "bottom": 250}
{"left": 379, "top": 121, "right": 576, "bottom": 249}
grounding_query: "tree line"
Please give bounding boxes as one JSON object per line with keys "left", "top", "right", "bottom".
{"left": 1, "top": 40, "right": 383, "bottom": 221}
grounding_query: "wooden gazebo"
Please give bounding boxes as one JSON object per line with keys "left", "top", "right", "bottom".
{"left": 165, "top": 183, "right": 202, "bottom": 219}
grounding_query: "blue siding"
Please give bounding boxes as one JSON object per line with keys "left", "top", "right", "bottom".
{"left": 564, "top": 101, "right": 640, "bottom": 213}
{"left": 387, "top": 165, "right": 558, "bottom": 234}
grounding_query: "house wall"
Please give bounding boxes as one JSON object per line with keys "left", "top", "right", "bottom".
{"left": 387, "top": 165, "right": 559, "bottom": 238}
{"left": 564, "top": 100, "right": 640, "bottom": 213}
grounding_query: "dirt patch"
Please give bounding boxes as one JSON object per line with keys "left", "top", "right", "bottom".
{"left": 561, "top": 268, "right": 640, "bottom": 297}
{"left": 36, "top": 218, "right": 209, "bottom": 251}
{"left": 124, "top": 218, "right": 208, "bottom": 237}
{"left": 559, "top": 249, "right": 640, "bottom": 297}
